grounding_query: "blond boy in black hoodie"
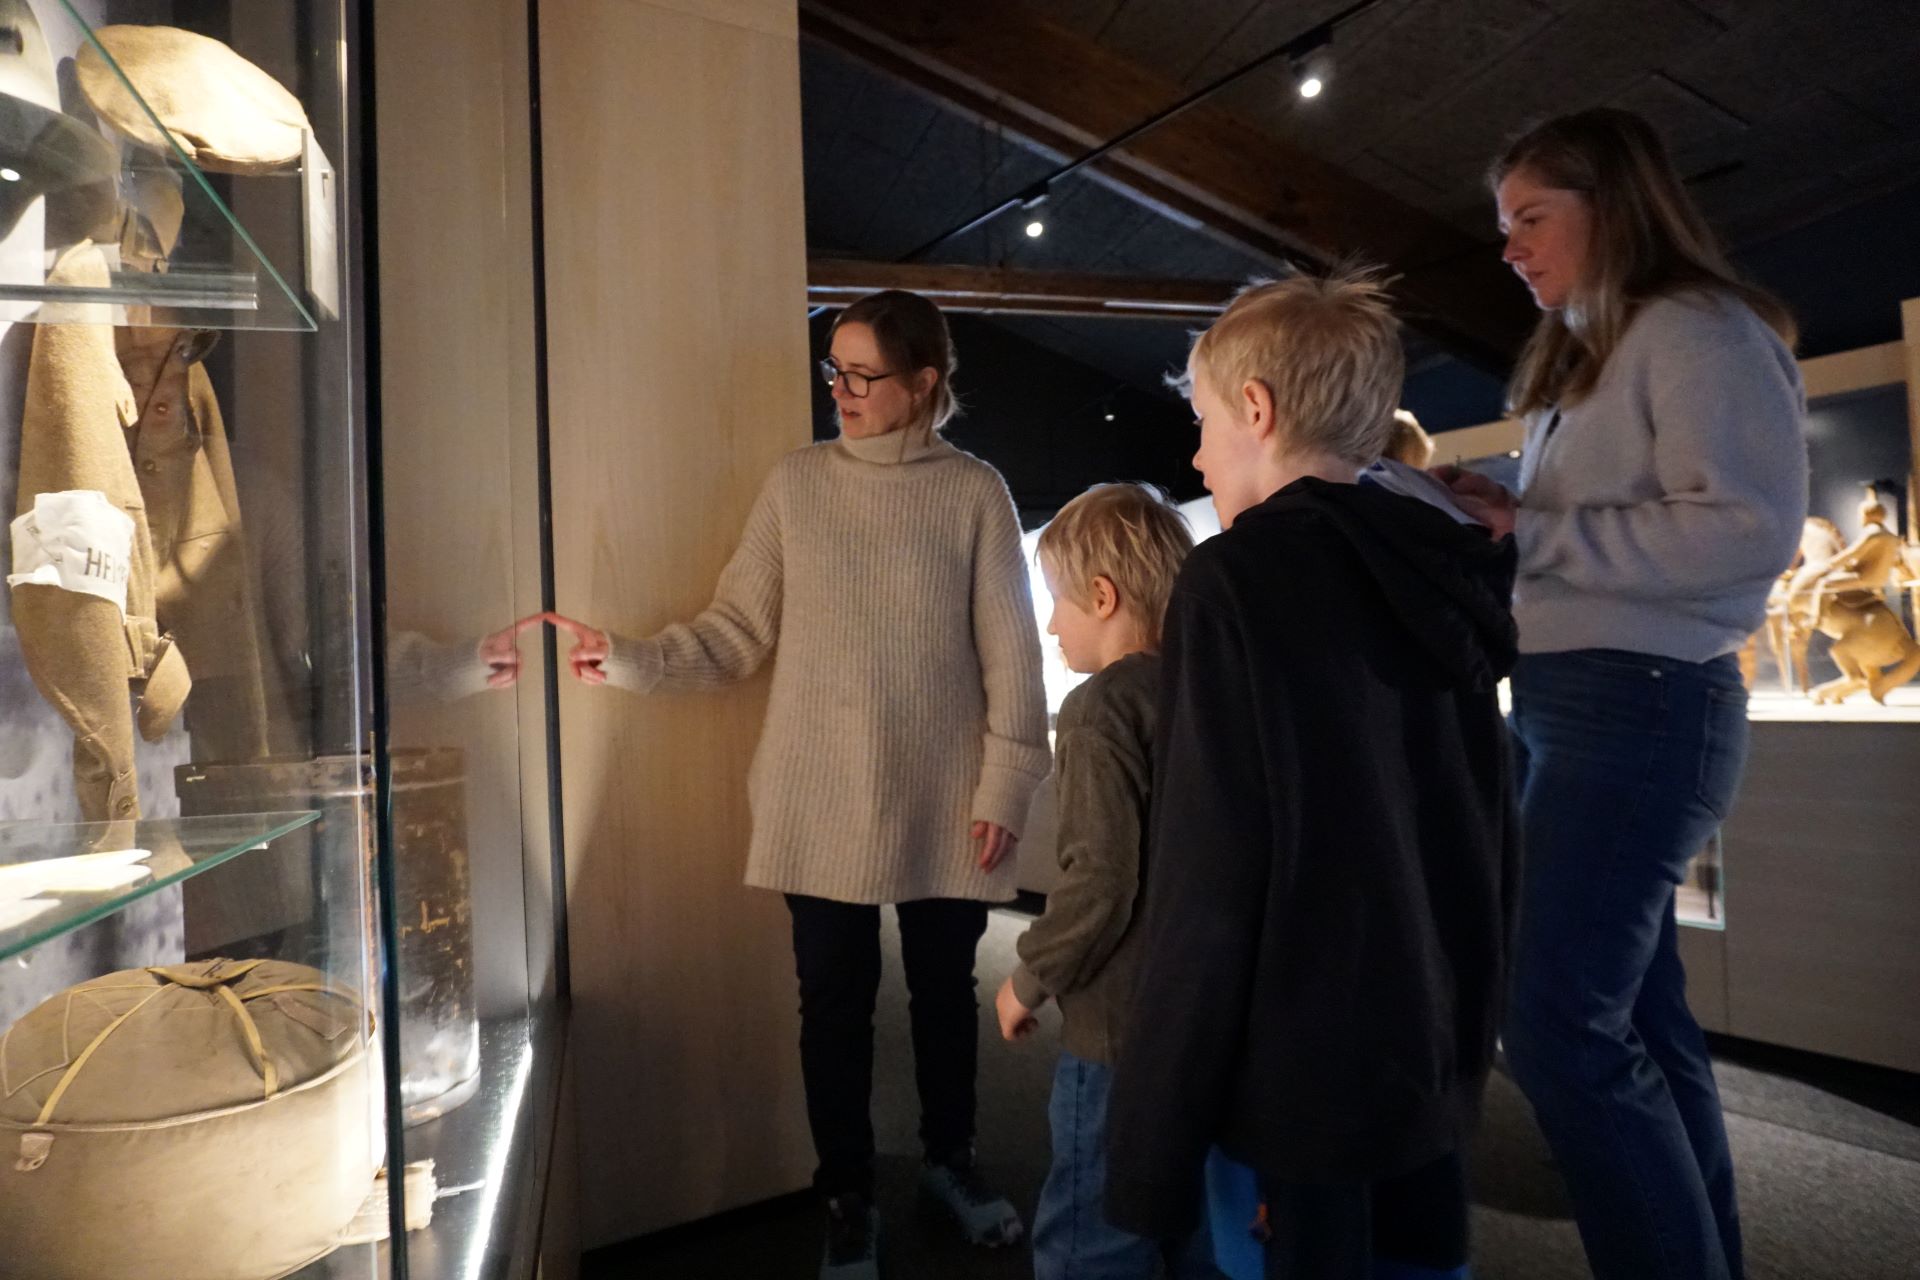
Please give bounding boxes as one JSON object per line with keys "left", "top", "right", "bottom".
{"left": 1104, "top": 273, "right": 1520, "bottom": 1280}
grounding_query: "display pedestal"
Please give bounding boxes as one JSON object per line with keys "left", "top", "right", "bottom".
{"left": 1698, "top": 720, "right": 1920, "bottom": 1072}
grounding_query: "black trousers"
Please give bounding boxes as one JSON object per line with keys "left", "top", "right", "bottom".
{"left": 1262, "top": 1151, "right": 1470, "bottom": 1280}
{"left": 785, "top": 893, "right": 990, "bottom": 1198}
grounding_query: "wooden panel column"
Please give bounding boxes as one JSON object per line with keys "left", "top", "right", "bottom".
{"left": 539, "top": 0, "right": 815, "bottom": 1246}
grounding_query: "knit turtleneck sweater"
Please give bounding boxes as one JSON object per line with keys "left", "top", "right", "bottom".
{"left": 600, "top": 426, "right": 1051, "bottom": 904}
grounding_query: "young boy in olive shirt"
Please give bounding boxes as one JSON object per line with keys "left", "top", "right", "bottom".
{"left": 994, "top": 482, "right": 1216, "bottom": 1280}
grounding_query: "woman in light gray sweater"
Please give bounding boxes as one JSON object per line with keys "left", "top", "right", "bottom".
{"left": 1441, "top": 110, "right": 1806, "bottom": 1280}
{"left": 549, "top": 291, "right": 1048, "bottom": 1280}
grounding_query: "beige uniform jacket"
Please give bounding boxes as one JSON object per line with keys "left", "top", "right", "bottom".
{"left": 11, "top": 246, "right": 184, "bottom": 820}
{"left": 117, "top": 325, "right": 285, "bottom": 762}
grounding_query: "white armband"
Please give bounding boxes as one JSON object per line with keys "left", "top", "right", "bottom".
{"left": 7, "top": 490, "right": 136, "bottom": 616}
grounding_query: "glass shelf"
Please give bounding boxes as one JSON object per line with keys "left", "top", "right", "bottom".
{"left": 0, "top": 810, "right": 320, "bottom": 960}
{"left": 0, "top": 0, "right": 331, "bottom": 330}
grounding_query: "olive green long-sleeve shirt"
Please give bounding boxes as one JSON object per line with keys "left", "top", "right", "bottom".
{"left": 1011, "top": 651, "right": 1159, "bottom": 1065}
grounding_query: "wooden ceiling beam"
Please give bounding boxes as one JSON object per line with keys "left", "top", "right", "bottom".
{"left": 800, "top": 0, "right": 1535, "bottom": 371}
{"left": 809, "top": 258, "right": 1237, "bottom": 322}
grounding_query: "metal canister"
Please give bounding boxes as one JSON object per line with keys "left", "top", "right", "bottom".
{"left": 175, "top": 747, "right": 478, "bottom": 1125}
{"left": 384, "top": 747, "right": 480, "bottom": 1124}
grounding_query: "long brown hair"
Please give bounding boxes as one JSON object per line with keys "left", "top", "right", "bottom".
{"left": 827, "top": 289, "right": 959, "bottom": 432}
{"left": 1491, "top": 109, "right": 1796, "bottom": 416}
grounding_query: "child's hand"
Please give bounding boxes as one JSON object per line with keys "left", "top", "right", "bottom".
{"left": 972, "top": 820, "right": 1019, "bottom": 872}
{"left": 995, "top": 977, "right": 1038, "bottom": 1042}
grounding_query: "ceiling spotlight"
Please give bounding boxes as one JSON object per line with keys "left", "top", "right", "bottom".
{"left": 1286, "top": 21, "right": 1334, "bottom": 103}
{"left": 1025, "top": 220, "right": 1045, "bottom": 239}
{"left": 1104, "top": 411, "right": 1115, "bottom": 422}
{"left": 0, "top": 168, "right": 19, "bottom": 182}
{"left": 1507, "top": 450, "right": 1522, "bottom": 459}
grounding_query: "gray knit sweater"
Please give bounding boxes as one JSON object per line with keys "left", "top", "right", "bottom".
{"left": 600, "top": 427, "right": 1051, "bottom": 905}
{"left": 1513, "top": 289, "right": 1808, "bottom": 662}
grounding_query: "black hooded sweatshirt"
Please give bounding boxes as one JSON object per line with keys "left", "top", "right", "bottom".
{"left": 1104, "top": 476, "right": 1521, "bottom": 1238}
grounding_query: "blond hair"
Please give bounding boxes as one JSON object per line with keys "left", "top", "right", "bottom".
{"left": 1037, "top": 483, "right": 1193, "bottom": 650}
{"left": 1177, "top": 270, "right": 1405, "bottom": 466}
{"left": 1382, "top": 409, "right": 1434, "bottom": 468}
{"left": 1492, "top": 109, "right": 1796, "bottom": 417}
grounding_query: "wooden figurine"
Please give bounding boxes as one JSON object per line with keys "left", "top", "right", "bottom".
{"left": 1763, "top": 518, "right": 1845, "bottom": 694}
{"left": 1788, "top": 491, "right": 1920, "bottom": 704}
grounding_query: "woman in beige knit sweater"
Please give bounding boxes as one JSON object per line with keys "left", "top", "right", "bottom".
{"left": 548, "top": 290, "right": 1049, "bottom": 1279}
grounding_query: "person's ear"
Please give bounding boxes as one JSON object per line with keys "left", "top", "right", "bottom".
{"left": 1241, "top": 378, "right": 1278, "bottom": 445}
{"left": 1090, "top": 575, "right": 1120, "bottom": 621}
{"left": 914, "top": 366, "right": 939, "bottom": 401}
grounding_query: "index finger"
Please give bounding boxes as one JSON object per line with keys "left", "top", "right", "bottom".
{"left": 545, "top": 612, "right": 592, "bottom": 639}
{"left": 511, "top": 613, "right": 548, "bottom": 635}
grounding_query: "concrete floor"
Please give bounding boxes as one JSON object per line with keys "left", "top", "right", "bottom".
{"left": 587, "top": 907, "right": 1920, "bottom": 1280}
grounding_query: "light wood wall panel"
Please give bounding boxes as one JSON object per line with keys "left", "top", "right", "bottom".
{"left": 539, "top": 0, "right": 815, "bottom": 1246}
{"left": 1799, "top": 339, "right": 1903, "bottom": 400}
{"left": 1676, "top": 924, "right": 1728, "bottom": 1034}
{"left": 1722, "top": 723, "right": 1920, "bottom": 1072}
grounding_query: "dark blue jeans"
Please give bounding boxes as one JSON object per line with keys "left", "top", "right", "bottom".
{"left": 1034, "top": 1051, "right": 1221, "bottom": 1279}
{"left": 1505, "top": 649, "right": 1748, "bottom": 1280}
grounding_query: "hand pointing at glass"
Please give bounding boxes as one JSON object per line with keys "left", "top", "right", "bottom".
{"left": 543, "top": 612, "right": 610, "bottom": 685}
{"left": 477, "top": 613, "right": 551, "bottom": 688}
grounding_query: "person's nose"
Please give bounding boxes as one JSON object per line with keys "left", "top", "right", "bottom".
{"left": 1502, "top": 231, "right": 1526, "bottom": 265}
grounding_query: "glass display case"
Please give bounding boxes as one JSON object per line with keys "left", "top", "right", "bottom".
{"left": 1745, "top": 382, "right": 1919, "bottom": 721}
{"left": 0, "top": 2, "right": 565, "bottom": 1277}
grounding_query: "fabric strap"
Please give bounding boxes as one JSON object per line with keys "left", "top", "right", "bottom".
{"left": 30, "top": 961, "right": 357, "bottom": 1129}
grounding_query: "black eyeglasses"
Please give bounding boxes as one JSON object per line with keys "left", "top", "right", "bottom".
{"left": 818, "top": 359, "right": 899, "bottom": 399}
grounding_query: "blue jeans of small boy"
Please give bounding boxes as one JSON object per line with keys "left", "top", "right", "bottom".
{"left": 1205, "top": 1148, "right": 1471, "bottom": 1280}
{"left": 1034, "top": 1051, "right": 1221, "bottom": 1279}
{"left": 1504, "top": 649, "right": 1747, "bottom": 1280}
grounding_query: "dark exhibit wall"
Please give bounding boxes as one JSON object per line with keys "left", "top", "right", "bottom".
{"left": 1736, "top": 179, "right": 1920, "bottom": 360}
{"left": 1404, "top": 357, "right": 1509, "bottom": 434}
{"left": 1806, "top": 385, "right": 1911, "bottom": 541}
{"left": 799, "top": 175, "right": 1920, "bottom": 528}
{"left": 1399, "top": 178, "right": 1920, "bottom": 436}
{"left": 809, "top": 312, "right": 1204, "bottom": 528}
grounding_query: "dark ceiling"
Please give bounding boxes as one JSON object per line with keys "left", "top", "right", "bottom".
{"left": 1100, "top": 0, "right": 1920, "bottom": 246}
{"left": 798, "top": 0, "right": 1920, "bottom": 517}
